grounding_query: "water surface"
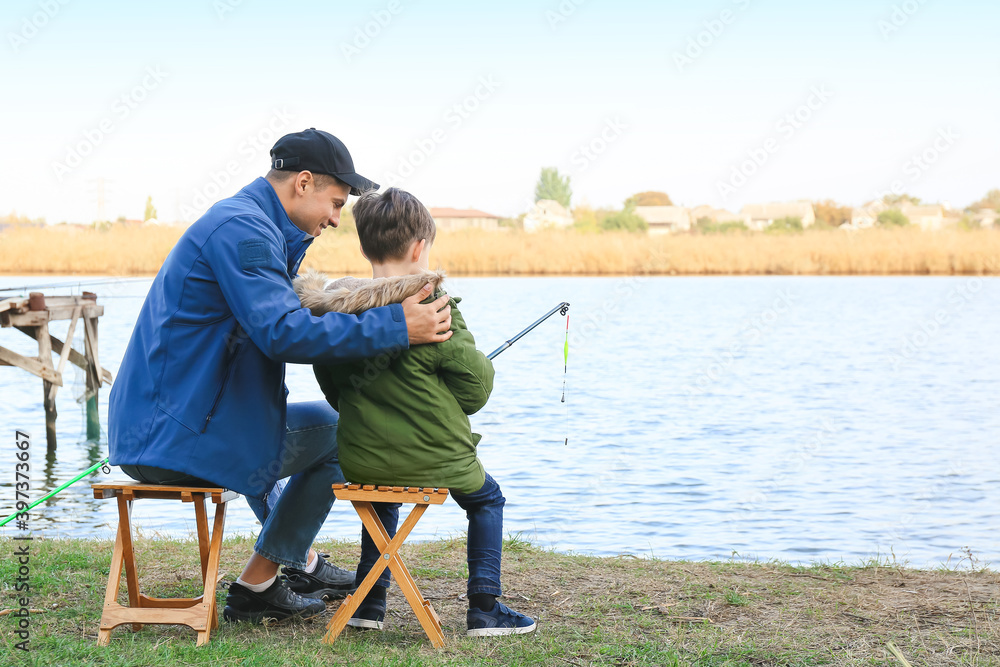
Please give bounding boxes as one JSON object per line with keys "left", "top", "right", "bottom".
{"left": 1, "top": 274, "right": 997, "bottom": 568}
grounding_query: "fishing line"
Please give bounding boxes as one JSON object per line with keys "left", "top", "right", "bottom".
{"left": 0, "top": 277, "right": 150, "bottom": 293}
{"left": 486, "top": 301, "right": 571, "bottom": 446}
{"left": 562, "top": 311, "right": 570, "bottom": 446}
{"left": 561, "top": 312, "right": 569, "bottom": 403}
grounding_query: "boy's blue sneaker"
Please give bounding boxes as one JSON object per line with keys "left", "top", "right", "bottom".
{"left": 466, "top": 601, "right": 537, "bottom": 637}
{"left": 346, "top": 585, "right": 387, "bottom": 630}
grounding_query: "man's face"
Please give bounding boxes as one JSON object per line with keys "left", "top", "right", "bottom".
{"left": 289, "top": 177, "right": 350, "bottom": 237}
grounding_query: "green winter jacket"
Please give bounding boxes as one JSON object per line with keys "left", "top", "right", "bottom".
{"left": 294, "top": 270, "right": 494, "bottom": 494}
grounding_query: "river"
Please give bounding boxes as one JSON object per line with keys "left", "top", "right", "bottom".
{"left": 1, "top": 274, "right": 997, "bottom": 568}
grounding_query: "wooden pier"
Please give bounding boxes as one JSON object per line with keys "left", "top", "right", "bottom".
{"left": 0, "top": 292, "right": 113, "bottom": 448}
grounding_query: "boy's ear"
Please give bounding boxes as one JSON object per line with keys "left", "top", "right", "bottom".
{"left": 358, "top": 243, "right": 368, "bottom": 261}
{"left": 411, "top": 238, "right": 426, "bottom": 263}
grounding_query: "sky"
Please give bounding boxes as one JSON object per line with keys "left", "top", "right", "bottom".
{"left": 1, "top": 0, "right": 998, "bottom": 224}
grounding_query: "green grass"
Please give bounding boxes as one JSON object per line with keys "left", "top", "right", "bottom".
{"left": 723, "top": 590, "right": 749, "bottom": 607}
{"left": 1, "top": 536, "right": 997, "bottom": 666}
{"left": 502, "top": 531, "right": 533, "bottom": 554}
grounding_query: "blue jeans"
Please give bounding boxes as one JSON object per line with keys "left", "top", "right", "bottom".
{"left": 357, "top": 472, "right": 505, "bottom": 597}
{"left": 123, "top": 400, "right": 343, "bottom": 570}
{"left": 244, "top": 400, "right": 344, "bottom": 568}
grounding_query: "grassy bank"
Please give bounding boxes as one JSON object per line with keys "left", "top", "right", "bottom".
{"left": 1, "top": 226, "right": 999, "bottom": 276}
{"left": 0, "top": 536, "right": 996, "bottom": 666}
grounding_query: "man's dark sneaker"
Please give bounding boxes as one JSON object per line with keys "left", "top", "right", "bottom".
{"left": 467, "top": 601, "right": 537, "bottom": 637}
{"left": 282, "top": 553, "right": 357, "bottom": 600}
{"left": 346, "top": 585, "right": 388, "bottom": 630}
{"left": 223, "top": 578, "right": 326, "bottom": 624}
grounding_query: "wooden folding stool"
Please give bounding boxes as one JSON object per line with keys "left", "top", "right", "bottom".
{"left": 323, "top": 483, "right": 450, "bottom": 648}
{"left": 91, "top": 482, "right": 238, "bottom": 646}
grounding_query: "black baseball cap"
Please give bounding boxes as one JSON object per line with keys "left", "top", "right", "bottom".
{"left": 269, "top": 128, "right": 378, "bottom": 196}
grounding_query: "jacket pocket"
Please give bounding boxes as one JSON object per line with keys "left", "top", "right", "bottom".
{"left": 202, "top": 337, "right": 246, "bottom": 433}
{"left": 156, "top": 405, "right": 200, "bottom": 436}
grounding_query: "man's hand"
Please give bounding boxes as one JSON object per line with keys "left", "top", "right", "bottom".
{"left": 401, "top": 283, "right": 453, "bottom": 345}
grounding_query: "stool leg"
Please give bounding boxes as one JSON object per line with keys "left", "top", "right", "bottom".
{"left": 193, "top": 494, "right": 210, "bottom": 582}
{"left": 356, "top": 502, "right": 444, "bottom": 648}
{"left": 323, "top": 502, "right": 393, "bottom": 644}
{"left": 116, "top": 496, "right": 143, "bottom": 632}
{"left": 197, "top": 500, "right": 228, "bottom": 646}
{"left": 97, "top": 519, "right": 126, "bottom": 646}
{"left": 384, "top": 505, "right": 445, "bottom": 648}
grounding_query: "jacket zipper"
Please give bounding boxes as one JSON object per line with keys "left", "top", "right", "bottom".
{"left": 202, "top": 341, "right": 244, "bottom": 433}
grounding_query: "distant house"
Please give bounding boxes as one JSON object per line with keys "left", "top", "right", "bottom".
{"left": 850, "top": 200, "right": 955, "bottom": 230}
{"left": 849, "top": 200, "right": 886, "bottom": 229}
{"left": 740, "top": 202, "right": 815, "bottom": 231}
{"left": 689, "top": 205, "right": 741, "bottom": 224}
{"left": 635, "top": 206, "right": 692, "bottom": 234}
{"left": 941, "top": 212, "right": 963, "bottom": 229}
{"left": 973, "top": 208, "right": 997, "bottom": 227}
{"left": 428, "top": 207, "right": 501, "bottom": 231}
{"left": 523, "top": 199, "right": 573, "bottom": 232}
{"left": 900, "top": 204, "right": 945, "bottom": 231}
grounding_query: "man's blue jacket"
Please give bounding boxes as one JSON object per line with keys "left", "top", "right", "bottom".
{"left": 108, "top": 178, "right": 409, "bottom": 497}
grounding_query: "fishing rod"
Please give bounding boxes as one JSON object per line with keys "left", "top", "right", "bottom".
{"left": 487, "top": 302, "right": 570, "bottom": 360}
{"left": 0, "top": 457, "right": 110, "bottom": 528}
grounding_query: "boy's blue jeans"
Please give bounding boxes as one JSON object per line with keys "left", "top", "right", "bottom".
{"left": 357, "top": 473, "right": 505, "bottom": 598}
{"left": 121, "top": 400, "right": 343, "bottom": 569}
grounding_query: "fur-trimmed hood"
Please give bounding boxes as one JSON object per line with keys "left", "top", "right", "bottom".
{"left": 293, "top": 269, "right": 447, "bottom": 315}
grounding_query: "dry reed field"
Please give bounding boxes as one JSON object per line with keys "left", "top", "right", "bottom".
{"left": 1, "top": 225, "right": 999, "bottom": 276}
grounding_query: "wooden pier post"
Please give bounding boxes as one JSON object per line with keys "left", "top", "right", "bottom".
{"left": 83, "top": 293, "right": 103, "bottom": 441}
{"left": 1, "top": 292, "right": 113, "bottom": 447}
{"left": 38, "top": 321, "right": 58, "bottom": 448}
{"left": 27, "top": 292, "right": 59, "bottom": 449}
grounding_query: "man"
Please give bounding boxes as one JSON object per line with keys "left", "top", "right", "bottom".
{"left": 108, "top": 128, "right": 453, "bottom": 623}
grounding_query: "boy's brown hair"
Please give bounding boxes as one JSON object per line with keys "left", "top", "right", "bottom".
{"left": 352, "top": 187, "right": 437, "bottom": 262}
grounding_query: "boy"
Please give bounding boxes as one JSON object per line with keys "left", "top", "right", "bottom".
{"left": 292, "top": 187, "right": 536, "bottom": 636}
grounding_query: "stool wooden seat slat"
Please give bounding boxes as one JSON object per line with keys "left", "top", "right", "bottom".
{"left": 91, "top": 482, "right": 237, "bottom": 646}
{"left": 323, "top": 483, "right": 449, "bottom": 648}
